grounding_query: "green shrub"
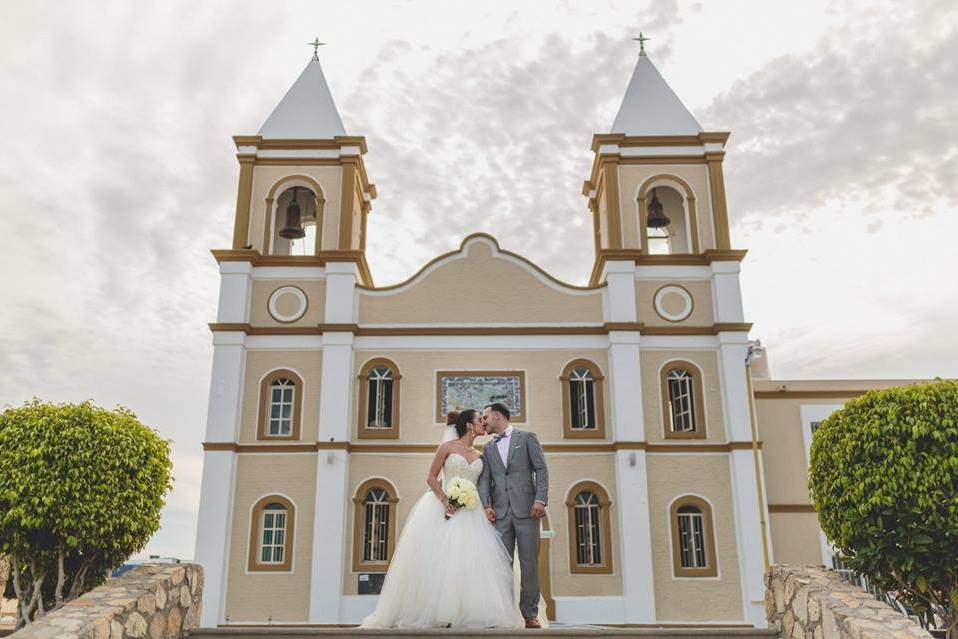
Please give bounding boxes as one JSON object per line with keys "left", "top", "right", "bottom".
{"left": 0, "top": 400, "right": 173, "bottom": 628}
{"left": 809, "top": 380, "right": 958, "bottom": 638}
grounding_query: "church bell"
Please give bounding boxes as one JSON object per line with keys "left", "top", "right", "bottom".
{"left": 646, "top": 188, "right": 671, "bottom": 228}
{"left": 279, "top": 187, "right": 306, "bottom": 240}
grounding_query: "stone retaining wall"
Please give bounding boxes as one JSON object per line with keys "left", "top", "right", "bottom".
{"left": 10, "top": 563, "right": 202, "bottom": 639}
{"left": 765, "top": 565, "right": 930, "bottom": 639}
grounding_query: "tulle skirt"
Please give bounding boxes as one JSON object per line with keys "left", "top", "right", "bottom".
{"left": 360, "top": 491, "right": 523, "bottom": 629}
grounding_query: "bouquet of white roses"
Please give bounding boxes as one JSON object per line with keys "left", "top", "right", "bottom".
{"left": 444, "top": 476, "right": 480, "bottom": 520}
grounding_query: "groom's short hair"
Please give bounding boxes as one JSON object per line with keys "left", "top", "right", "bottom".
{"left": 485, "top": 402, "right": 511, "bottom": 420}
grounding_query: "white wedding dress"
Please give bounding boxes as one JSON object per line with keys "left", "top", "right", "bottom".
{"left": 360, "top": 453, "right": 522, "bottom": 629}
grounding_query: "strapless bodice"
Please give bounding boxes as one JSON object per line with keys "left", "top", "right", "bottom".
{"left": 443, "top": 453, "right": 483, "bottom": 485}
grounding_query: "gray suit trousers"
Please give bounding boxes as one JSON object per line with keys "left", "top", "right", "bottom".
{"left": 494, "top": 510, "right": 540, "bottom": 620}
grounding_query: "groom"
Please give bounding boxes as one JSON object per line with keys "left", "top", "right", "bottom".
{"left": 478, "top": 402, "right": 549, "bottom": 629}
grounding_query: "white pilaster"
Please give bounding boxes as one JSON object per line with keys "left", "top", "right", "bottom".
{"left": 195, "top": 331, "right": 246, "bottom": 627}
{"left": 309, "top": 262, "right": 358, "bottom": 623}
{"left": 607, "top": 332, "right": 644, "bottom": 440}
{"left": 729, "top": 449, "right": 769, "bottom": 626}
{"left": 602, "top": 260, "right": 638, "bottom": 322}
{"left": 324, "top": 262, "right": 359, "bottom": 324}
{"left": 606, "top": 316, "right": 656, "bottom": 620}
{"left": 718, "top": 331, "right": 767, "bottom": 626}
{"left": 194, "top": 451, "right": 237, "bottom": 627}
{"left": 711, "top": 261, "right": 745, "bottom": 324}
{"left": 614, "top": 448, "right": 657, "bottom": 622}
{"left": 205, "top": 332, "right": 247, "bottom": 441}
{"left": 308, "top": 447, "right": 350, "bottom": 622}
{"left": 217, "top": 262, "right": 253, "bottom": 323}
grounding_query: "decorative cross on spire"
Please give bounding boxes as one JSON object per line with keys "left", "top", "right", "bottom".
{"left": 633, "top": 32, "right": 650, "bottom": 56}
{"left": 307, "top": 37, "right": 325, "bottom": 61}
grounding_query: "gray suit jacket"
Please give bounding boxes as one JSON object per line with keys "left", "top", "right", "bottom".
{"left": 478, "top": 429, "right": 549, "bottom": 520}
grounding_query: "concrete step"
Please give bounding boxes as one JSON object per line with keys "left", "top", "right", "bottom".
{"left": 189, "top": 626, "right": 779, "bottom": 639}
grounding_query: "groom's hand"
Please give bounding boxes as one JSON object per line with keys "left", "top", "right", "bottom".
{"left": 530, "top": 501, "right": 547, "bottom": 519}
{"left": 484, "top": 506, "right": 496, "bottom": 523}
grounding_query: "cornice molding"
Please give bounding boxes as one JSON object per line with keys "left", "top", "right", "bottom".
{"left": 767, "top": 504, "right": 817, "bottom": 513}
{"left": 590, "top": 131, "right": 730, "bottom": 153}
{"left": 210, "top": 249, "right": 374, "bottom": 285}
{"left": 232, "top": 135, "right": 368, "bottom": 154}
{"left": 202, "top": 440, "right": 762, "bottom": 454}
{"left": 589, "top": 249, "right": 748, "bottom": 286}
{"left": 753, "top": 390, "right": 868, "bottom": 399}
{"left": 207, "top": 321, "right": 750, "bottom": 337}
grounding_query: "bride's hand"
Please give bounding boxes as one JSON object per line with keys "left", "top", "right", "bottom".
{"left": 444, "top": 500, "right": 459, "bottom": 517}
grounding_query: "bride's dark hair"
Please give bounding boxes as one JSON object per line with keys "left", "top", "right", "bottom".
{"left": 446, "top": 411, "right": 460, "bottom": 426}
{"left": 454, "top": 409, "right": 478, "bottom": 438}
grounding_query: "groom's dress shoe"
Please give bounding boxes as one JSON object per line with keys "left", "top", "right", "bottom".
{"left": 525, "top": 617, "right": 541, "bottom": 629}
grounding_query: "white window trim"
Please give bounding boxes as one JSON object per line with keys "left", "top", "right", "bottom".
{"left": 799, "top": 403, "right": 843, "bottom": 567}
{"left": 244, "top": 492, "right": 298, "bottom": 576}
{"left": 799, "top": 404, "right": 842, "bottom": 468}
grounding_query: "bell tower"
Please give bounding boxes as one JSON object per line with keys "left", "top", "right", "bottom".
{"left": 583, "top": 39, "right": 740, "bottom": 285}
{"left": 224, "top": 48, "right": 376, "bottom": 284}
{"left": 584, "top": 38, "right": 770, "bottom": 627}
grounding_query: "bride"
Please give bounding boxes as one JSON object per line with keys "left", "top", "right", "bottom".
{"left": 360, "top": 409, "right": 522, "bottom": 629}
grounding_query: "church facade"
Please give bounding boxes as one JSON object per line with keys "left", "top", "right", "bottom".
{"left": 193, "top": 49, "right": 914, "bottom": 628}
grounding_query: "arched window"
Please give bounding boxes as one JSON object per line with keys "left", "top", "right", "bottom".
{"left": 565, "top": 481, "right": 613, "bottom": 574}
{"left": 248, "top": 496, "right": 295, "bottom": 572}
{"left": 357, "top": 359, "right": 401, "bottom": 439}
{"left": 670, "top": 496, "right": 717, "bottom": 577}
{"left": 257, "top": 369, "right": 303, "bottom": 440}
{"left": 560, "top": 360, "right": 605, "bottom": 439}
{"left": 660, "top": 361, "right": 706, "bottom": 439}
{"left": 352, "top": 479, "right": 398, "bottom": 573}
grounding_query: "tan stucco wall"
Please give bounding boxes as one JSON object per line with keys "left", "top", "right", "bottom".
{"left": 769, "top": 512, "right": 824, "bottom": 567}
{"left": 351, "top": 349, "right": 610, "bottom": 443}
{"left": 239, "top": 350, "right": 322, "bottom": 443}
{"left": 636, "top": 279, "right": 714, "bottom": 327}
{"left": 755, "top": 396, "right": 854, "bottom": 505}
{"left": 226, "top": 454, "right": 317, "bottom": 622}
{"left": 247, "top": 165, "right": 343, "bottom": 254}
{"left": 358, "top": 240, "right": 603, "bottom": 325}
{"left": 249, "top": 280, "right": 327, "bottom": 327}
{"left": 640, "top": 350, "right": 726, "bottom": 442}
{"left": 617, "top": 164, "right": 715, "bottom": 251}
{"left": 646, "top": 454, "right": 743, "bottom": 621}
{"left": 548, "top": 454, "right": 622, "bottom": 596}
{"left": 342, "top": 452, "right": 622, "bottom": 597}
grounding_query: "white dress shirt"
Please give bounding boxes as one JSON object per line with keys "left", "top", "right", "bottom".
{"left": 496, "top": 425, "right": 513, "bottom": 468}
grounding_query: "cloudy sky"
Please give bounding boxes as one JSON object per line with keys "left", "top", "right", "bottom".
{"left": 1, "top": 0, "right": 955, "bottom": 560}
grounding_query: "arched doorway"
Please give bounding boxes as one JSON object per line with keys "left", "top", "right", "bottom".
{"left": 539, "top": 513, "right": 555, "bottom": 620}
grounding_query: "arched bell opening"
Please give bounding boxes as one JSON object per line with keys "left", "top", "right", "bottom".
{"left": 269, "top": 186, "right": 322, "bottom": 256}
{"left": 643, "top": 185, "right": 690, "bottom": 255}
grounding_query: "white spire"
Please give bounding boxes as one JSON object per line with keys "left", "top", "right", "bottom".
{"left": 258, "top": 58, "right": 347, "bottom": 139}
{"left": 610, "top": 53, "right": 702, "bottom": 136}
